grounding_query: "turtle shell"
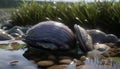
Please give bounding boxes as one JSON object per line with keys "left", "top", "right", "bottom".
{"left": 87, "top": 29, "right": 119, "bottom": 43}
{"left": 74, "top": 24, "right": 93, "bottom": 53}
{"left": 24, "top": 21, "right": 76, "bottom": 51}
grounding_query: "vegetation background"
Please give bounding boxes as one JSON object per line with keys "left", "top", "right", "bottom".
{"left": 0, "top": 0, "right": 120, "bottom": 37}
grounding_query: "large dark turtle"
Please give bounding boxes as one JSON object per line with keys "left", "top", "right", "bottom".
{"left": 24, "top": 21, "right": 76, "bottom": 51}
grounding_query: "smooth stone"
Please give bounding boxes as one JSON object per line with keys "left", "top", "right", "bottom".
{"left": 59, "top": 59, "right": 72, "bottom": 64}
{"left": 75, "top": 59, "right": 84, "bottom": 66}
{"left": 10, "top": 61, "right": 19, "bottom": 66}
{"left": 37, "top": 60, "right": 54, "bottom": 67}
{"left": 80, "top": 56, "right": 86, "bottom": 61}
{"left": 94, "top": 43, "right": 110, "bottom": 52}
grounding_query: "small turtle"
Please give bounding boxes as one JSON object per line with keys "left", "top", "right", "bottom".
{"left": 74, "top": 24, "right": 93, "bottom": 53}
{"left": 87, "top": 29, "right": 119, "bottom": 44}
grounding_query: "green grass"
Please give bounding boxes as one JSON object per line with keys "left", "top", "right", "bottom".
{"left": 0, "top": 8, "right": 15, "bottom": 24}
{"left": 0, "top": 44, "right": 25, "bottom": 50}
{"left": 113, "top": 57, "right": 120, "bottom": 64}
{"left": 10, "top": 0, "right": 120, "bottom": 37}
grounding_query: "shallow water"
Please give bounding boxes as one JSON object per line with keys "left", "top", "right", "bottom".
{"left": 0, "top": 40, "right": 120, "bottom": 69}
{"left": 0, "top": 40, "right": 38, "bottom": 69}
{"left": 0, "top": 49, "right": 38, "bottom": 69}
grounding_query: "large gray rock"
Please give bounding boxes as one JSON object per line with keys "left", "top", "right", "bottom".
{"left": 0, "top": 29, "right": 14, "bottom": 40}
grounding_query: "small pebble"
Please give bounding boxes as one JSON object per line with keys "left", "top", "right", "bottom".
{"left": 37, "top": 60, "right": 54, "bottom": 67}
{"left": 59, "top": 59, "right": 72, "bottom": 64}
{"left": 80, "top": 56, "right": 86, "bottom": 61}
{"left": 10, "top": 61, "right": 19, "bottom": 66}
{"left": 74, "top": 59, "right": 84, "bottom": 66}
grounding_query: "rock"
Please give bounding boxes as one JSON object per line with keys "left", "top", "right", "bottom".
{"left": 0, "top": 29, "right": 14, "bottom": 40}
{"left": 37, "top": 60, "right": 54, "bottom": 67}
{"left": 59, "top": 59, "right": 72, "bottom": 64}
{"left": 10, "top": 61, "right": 19, "bottom": 66}
{"left": 94, "top": 43, "right": 110, "bottom": 52}
{"left": 80, "top": 56, "right": 86, "bottom": 61}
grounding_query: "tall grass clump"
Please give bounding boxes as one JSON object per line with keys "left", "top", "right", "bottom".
{"left": 0, "top": 9, "right": 10, "bottom": 24}
{"left": 11, "top": 0, "right": 120, "bottom": 36}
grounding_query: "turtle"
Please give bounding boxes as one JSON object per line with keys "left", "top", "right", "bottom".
{"left": 87, "top": 29, "right": 119, "bottom": 44}
{"left": 23, "top": 21, "right": 76, "bottom": 51}
{"left": 23, "top": 21, "right": 94, "bottom": 55}
{"left": 74, "top": 24, "right": 93, "bottom": 53}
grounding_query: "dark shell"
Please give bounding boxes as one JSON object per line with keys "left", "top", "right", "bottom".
{"left": 87, "top": 29, "right": 119, "bottom": 43}
{"left": 106, "top": 34, "right": 119, "bottom": 43}
{"left": 0, "top": 29, "right": 14, "bottom": 40}
{"left": 74, "top": 24, "right": 93, "bottom": 53}
{"left": 24, "top": 21, "right": 76, "bottom": 51}
{"left": 87, "top": 29, "right": 106, "bottom": 43}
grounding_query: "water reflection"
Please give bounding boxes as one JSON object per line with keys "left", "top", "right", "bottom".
{"left": 0, "top": 40, "right": 120, "bottom": 69}
{"left": 0, "top": 49, "right": 37, "bottom": 69}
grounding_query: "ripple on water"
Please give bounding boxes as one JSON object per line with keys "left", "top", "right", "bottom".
{"left": 0, "top": 49, "right": 37, "bottom": 69}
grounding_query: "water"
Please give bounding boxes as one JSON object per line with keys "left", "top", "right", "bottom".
{"left": 81, "top": 50, "right": 120, "bottom": 69}
{"left": 82, "top": 57, "right": 120, "bottom": 69}
{"left": 0, "top": 40, "right": 37, "bottom": 69}
{"left": 0, "top": 49, "right": 37, "bottom": 69}
{"left": 0, "top": 40, "right": 120, "bottom": 69}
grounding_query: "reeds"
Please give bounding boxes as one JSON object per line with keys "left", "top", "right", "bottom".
{"left": 10, "top": 0, "right": 120, "bottom": 36}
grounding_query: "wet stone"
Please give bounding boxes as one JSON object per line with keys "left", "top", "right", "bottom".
{"left": 10, "top": 61, "right": 19, "bottom": 66}
{"left": 37, "top": 60, "right": 54, "bottom": 67}
{"left": 75, "top": 59, "right": 85, "bottom": 66}
{"left": 80, "top": 56, "right": 86, "bottom": 61}
{"left": 59, "top": 59, "right": 72, "bottom": 64}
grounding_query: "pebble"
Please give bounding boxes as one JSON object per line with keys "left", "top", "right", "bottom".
{"left": 80, "top": 56, "right": 86, "bottom": 61}
{"left": 37, "top": 60, "right": 54, "bottom": 67}
{"left": 10, "top": 61, "right": 19, "bottom": 66}
{"left": 59, "top": 59, "right": 72, "bottom": 64}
